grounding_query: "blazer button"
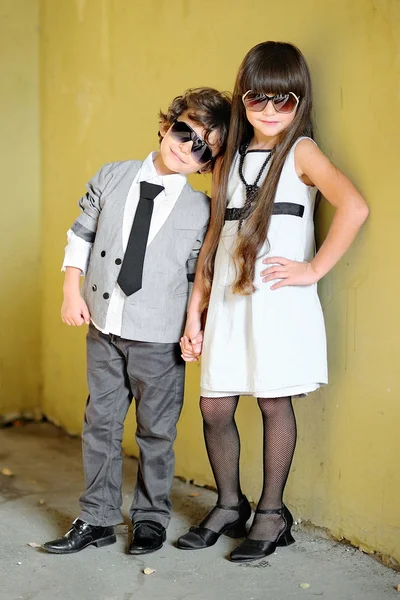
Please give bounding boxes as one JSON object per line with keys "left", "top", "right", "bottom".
{"left": 92, "top": 285, "right": 97, "bottom": 291}
{"left": 115, "top": 258, "right": 122, "bottom": 265}
{"left": 103, "top": 293, "right": 110, "bottom": 300}
{"left": 101, "top": 250, "right": 106, "bottom": 257}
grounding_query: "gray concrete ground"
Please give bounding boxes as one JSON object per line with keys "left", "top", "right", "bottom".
{"left": 0, "top": 422, "right": 398, "bottom": 600}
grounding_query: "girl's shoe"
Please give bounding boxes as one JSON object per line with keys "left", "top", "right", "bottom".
{"left": 229, "top": 505, "right": 295, "bottom": 562}
{"left": 177, "top": 496, "right": 251, "bottom": 550}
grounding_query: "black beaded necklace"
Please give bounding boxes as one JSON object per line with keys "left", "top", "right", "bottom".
{"left": 237, "top": 141, "right": 274, "bottom": 231}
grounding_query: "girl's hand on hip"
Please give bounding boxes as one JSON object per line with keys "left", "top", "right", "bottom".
{"left": 260, "top": 257, "right": 319, "bottom": 290}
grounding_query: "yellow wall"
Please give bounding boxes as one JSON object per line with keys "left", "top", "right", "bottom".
{"left": 39, "top": 0, "right": 400, "bottom": 565}
{"left": 0, "top": 0, "right": 41, "bottom": 418}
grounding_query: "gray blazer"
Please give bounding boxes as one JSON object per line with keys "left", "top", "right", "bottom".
{"left": 70, "top": 160, "right": 210, "bottom": 343}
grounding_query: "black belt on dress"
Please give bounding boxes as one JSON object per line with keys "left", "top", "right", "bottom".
{"left": 225, "top": 202, "right": 305, "bottom": 222}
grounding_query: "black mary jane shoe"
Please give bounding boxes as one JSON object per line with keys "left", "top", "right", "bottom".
{"left": 177, "top": 496, "right": 251, "bottom": 550}
{"left": 128, "top": 520, "right": 166, "bottom": 555}
{"left": 42, "top": 518, "right": 116, "bottom": 554}
{"left": 230, "top": 505, "right": 295, "bottom": 563}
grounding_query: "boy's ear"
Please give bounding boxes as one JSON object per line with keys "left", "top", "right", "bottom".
{"left": 198, "top": 162, "right": 213, "bottom": 175}
{"left": 159, "top": 121, "right": 172, "bottom": 138}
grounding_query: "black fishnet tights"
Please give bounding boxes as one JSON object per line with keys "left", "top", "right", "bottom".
{"left": 199, "top": 395, "right": 241, "bottom": 532}
{"left": 199, "top": 395, "right": 297, "bottom": 540}
{"left": 248, "top": 396, "right": 297, "bottom": 541}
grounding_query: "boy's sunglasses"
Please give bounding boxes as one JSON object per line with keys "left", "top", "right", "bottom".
{"left": 242, "top": 91, "right": 300, "bottom": 114}
{"left": 170, "top": 120, "right": 213, "bottom": 165}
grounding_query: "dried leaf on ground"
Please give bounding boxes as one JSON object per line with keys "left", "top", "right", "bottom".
{"left": 38, "top": 499, "right": 46, "bottom": 505}
{"left": 28, "top": 542, "right": 41, "bottom": 548}
{"left": 188, "top": 492, "right": 200, "bottom": 497}
{"left": 143, "top": 568, "right": 156, "bottom": 575}
{"left": 299, "top": 583, "right": 311, "bottom": 589}
{"left": 1, "top": 467, "right": 13, "bottom": 477}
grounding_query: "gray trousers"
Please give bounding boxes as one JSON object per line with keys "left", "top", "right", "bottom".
{"left": 78, "top": 324, "right": 185, "bottom": 528}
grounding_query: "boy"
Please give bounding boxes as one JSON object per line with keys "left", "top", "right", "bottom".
{"left": 43, "top": 88, "right": 231, "bottom": 555}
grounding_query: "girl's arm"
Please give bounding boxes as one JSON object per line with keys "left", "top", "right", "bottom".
{"left": 261, "top": 139, "right": 369, "bottom": 288}
{"left": 180, "top": 162, "right": 222, "bottom": 360}
{"left": 180, "top": 228, "right": 213, "bottom": 361}
{"left": 185, "top": 218, "right": 215, "bottom": 330}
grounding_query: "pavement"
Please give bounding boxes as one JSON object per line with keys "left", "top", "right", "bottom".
{"left": 0, "top": 422, "right": 398, "bottom": 600}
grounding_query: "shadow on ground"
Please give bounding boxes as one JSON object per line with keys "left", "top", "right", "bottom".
{"left": 0, "top": 422, "right": 398, "bottom": 600}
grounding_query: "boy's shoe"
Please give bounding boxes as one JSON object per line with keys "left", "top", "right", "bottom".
{"left": 42, "top": 518, "right": 116, "bottom": 554}
{"left": 128, "top": 520, "right": 166, "bottom": 555}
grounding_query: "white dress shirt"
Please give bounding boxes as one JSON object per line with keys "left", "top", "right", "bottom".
{"left": 62, "top": 152, "right": 187, "bottom": 336}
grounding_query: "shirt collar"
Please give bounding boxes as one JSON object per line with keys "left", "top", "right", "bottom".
{"left": 139, "top": 152, "right": 187, "bottom": 196}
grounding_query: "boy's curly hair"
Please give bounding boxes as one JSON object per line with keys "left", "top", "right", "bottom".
{"left": 158, "top": 87, "right": 231, "bottom": 172}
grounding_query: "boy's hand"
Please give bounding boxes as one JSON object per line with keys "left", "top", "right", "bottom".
{"left": 61, "top": 293, "right": 91, "bottom": 326}
{"left": 180, "top": 331, "right": 204, "bottom": 362}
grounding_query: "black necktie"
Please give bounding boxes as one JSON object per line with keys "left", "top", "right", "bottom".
{"left": 117, "top": 181, "right": 164, "bottom": 296}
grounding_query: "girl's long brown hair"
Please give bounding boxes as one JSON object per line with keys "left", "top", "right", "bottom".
{"left": 203, "top": 41, "right": 314, "bottom": 305}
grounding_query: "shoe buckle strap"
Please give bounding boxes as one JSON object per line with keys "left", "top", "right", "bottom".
{"left": 255, "top": 506, "right": 289, "bottom": 533}
{"left": 255, "top": 507, "right": 284, "bottom": 515}
{"left": 72, "top": 519, "right": 91, "bottom": 534}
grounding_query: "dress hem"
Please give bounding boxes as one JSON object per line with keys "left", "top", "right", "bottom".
{"left": 200, "top": 382, "right": 326, "bottom": 399}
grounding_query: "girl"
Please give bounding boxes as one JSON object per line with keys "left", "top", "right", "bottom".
{"left": 178, "top": 41, "right": 369, "bottom": 563}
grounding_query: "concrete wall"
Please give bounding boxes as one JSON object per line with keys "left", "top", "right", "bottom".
{"left": 31, "top": 0, "right": 400, "bottom": 565}
{"left": 0, "top": 0, "right": 41, "bottom": 419}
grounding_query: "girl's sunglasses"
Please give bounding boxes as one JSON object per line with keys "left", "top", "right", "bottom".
{"left": 242, "top": 91, "right": 300, "bottom": 114}
{"left": 170, "top": 120, "right": 213, "bottom": 165}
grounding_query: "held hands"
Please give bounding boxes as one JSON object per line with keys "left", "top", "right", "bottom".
{"left": 180, "top": 318, "right": 204, "bottom": 362}
{"left": 180, "top": 331, "right": 204, "bottom": 362}
{"left": 261, "top": 257, "right": 320, "bottom": 290}
{"left": 61, "top": 292, "right": 91, "bottom": 326}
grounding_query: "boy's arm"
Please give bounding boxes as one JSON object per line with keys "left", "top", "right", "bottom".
{"left": 62, "top": 266, "right": 91, "bottom": 326}
{"left": 186, "top": 221, "right": 209, "bottom": 296}
{"left": 185, "top": 225, "right": 212, "bottom": 332}
{"left": 61, "top": 231, "right": 92, "bottom": 326}
{"left": 62, "top": 229, "right": 92, "bottom": 275}
{"left": 70, "top": 163, "right": 113, "bottom": 244}
{"left": 61, "top": 164, "right": 113, "bottom": 326}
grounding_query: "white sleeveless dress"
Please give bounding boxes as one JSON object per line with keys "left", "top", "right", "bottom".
{"left": 200, "top": 138, "right": 328, "bottom": 398}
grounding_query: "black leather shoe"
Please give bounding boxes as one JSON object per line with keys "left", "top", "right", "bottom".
{"left": 230, "top": 505, "right": 295, "bottom": 562}
{"left": 177, "top": 496, "right": 251, "bottom": 550}
{"left": 128, "top": 520, "right": 166, "bottom": 555}
{"left": 42, "top": 519, "right": 116, "bottom": 554}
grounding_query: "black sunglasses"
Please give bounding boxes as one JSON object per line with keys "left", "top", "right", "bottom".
{"left": 170, "top": 120, "right": 213, "bottom": 165}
